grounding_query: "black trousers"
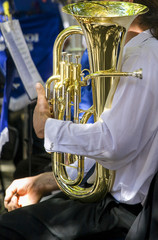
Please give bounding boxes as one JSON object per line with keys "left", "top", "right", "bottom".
{"left": 125, "top": 172, "right": 158, "bottom": 240}
{"left": 0, "top": 192, "right": 142, "bottom": 240}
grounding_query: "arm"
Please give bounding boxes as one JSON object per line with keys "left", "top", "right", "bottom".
{"left": 33, "top": 45, "right": 158, "bottom": 170}
{"left": 4, "top": 172, "right": 59, "bottom": 212}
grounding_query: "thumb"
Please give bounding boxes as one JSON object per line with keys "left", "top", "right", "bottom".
{"left": 36, "top": 83, "right": 46, "bottom": 100}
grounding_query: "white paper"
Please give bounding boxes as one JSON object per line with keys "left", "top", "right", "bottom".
{"left": 0, "top": 19, "right": 44, "bottom": 100}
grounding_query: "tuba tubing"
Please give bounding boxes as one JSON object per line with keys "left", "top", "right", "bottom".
{"left": 45, "top": 1, "right": 148, "bottom": 202}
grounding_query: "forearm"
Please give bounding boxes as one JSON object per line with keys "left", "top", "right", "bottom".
{"left": 35, "top": 172, "right": 59, "bottom": 196}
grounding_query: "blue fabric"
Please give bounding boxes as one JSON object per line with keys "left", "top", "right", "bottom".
{"left": 0, "top": 56, "right": 14, "bottom": 132}
{"left": 71, "top": 49, "right": 94, "bottom": 123}
{"left": 0, "top": 1, "right": 63, "bottom": 152}
{"left": 0, "top": 38, "right": 7, "bottom": 79}
{"left": 0, "top": 2, "right": 63, "bottom": 109}
{"left": 80, "top": 49, "right": 93, "bottom": 123}
{"left": 0, "top": 55, "right": 15, "bottom": 154}
{"left": 13, "top": 0, "right": 60, "bottom": 14}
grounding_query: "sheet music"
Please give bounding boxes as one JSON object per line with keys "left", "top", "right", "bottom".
{"left": 0, "top": 19, "right": 44, "bottom": 100}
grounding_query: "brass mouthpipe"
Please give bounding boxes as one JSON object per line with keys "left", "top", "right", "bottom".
{"left": 84, "top": 69, "right": 143, "bottom": 81}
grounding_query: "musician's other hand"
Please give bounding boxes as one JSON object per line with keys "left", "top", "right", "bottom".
{"left": 4, "top": 175, "right": 43, "bottom": 212}
{"left": 33, "top": 82, "right": 52, "bottom": 139}
{"left": 4, "top": 172, "right": 58, "bottom": 212}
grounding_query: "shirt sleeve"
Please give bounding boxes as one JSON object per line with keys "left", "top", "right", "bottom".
{"left": 44, "top": 45, "right": 158, "bottom": 170}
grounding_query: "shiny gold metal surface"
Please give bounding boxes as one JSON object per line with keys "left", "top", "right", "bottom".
{"left": 46, "top": 1, "right": 148, "bottom": 202}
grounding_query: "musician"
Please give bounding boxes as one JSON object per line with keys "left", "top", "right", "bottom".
{"left": 0, "top": 0, "right": 158, "bottom": 239}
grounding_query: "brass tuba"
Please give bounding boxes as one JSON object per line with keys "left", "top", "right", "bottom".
{"left": 46, "top": 1, "right": 148, "bottom": 202}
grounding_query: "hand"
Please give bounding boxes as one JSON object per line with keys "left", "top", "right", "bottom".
{"left": 33, "top": 82, "right": 52, "bottom": 139}
{"left": 4, "top": 175, "right": 42, "bottom": 212}
{"left": 4, "top": 172, "right": 59, "bottom": 212}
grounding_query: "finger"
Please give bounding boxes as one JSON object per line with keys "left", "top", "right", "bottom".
{"left": 5, "top": 194, "right": 19, "bottom": 211}
{"left": 8, "top": 203, "right": 21, "bottom": 212}
{"left": 4, "top": 182, "right": 17, "bottom": 203}
{"left": 35, "top": 83, "right": 49, "bottom": 113}
{"left": 35, "top": 83, "right": 46, "bottom": 101}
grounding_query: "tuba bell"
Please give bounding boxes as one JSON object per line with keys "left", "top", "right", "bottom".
{"left": 45, "top": 1, "right": 148, "bottom": 202}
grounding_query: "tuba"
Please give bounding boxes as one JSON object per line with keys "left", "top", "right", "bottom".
{"left": 46, "top": 1, "right": 148, "bottom": 202}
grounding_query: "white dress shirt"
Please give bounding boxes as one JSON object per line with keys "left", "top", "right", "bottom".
{"left": 44, "top": 30, "right": 158, "bottom": 204}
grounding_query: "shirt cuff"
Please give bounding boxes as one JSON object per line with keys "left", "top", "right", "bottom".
{"left": 44, "top": 118, "right": 65, "bottom": 152}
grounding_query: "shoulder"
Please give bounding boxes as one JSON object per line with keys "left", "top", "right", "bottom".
{"left": 140, "top": 36, "right": 158, "bottom": 70}
{"left": 127, "top": 31, "right": 158, "bottom": 57}
{"left": 141, "top": 35, "right": 158, "bottom": 53}
{"left": 123, "top": 35, "right": 158, "bottom": 69}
